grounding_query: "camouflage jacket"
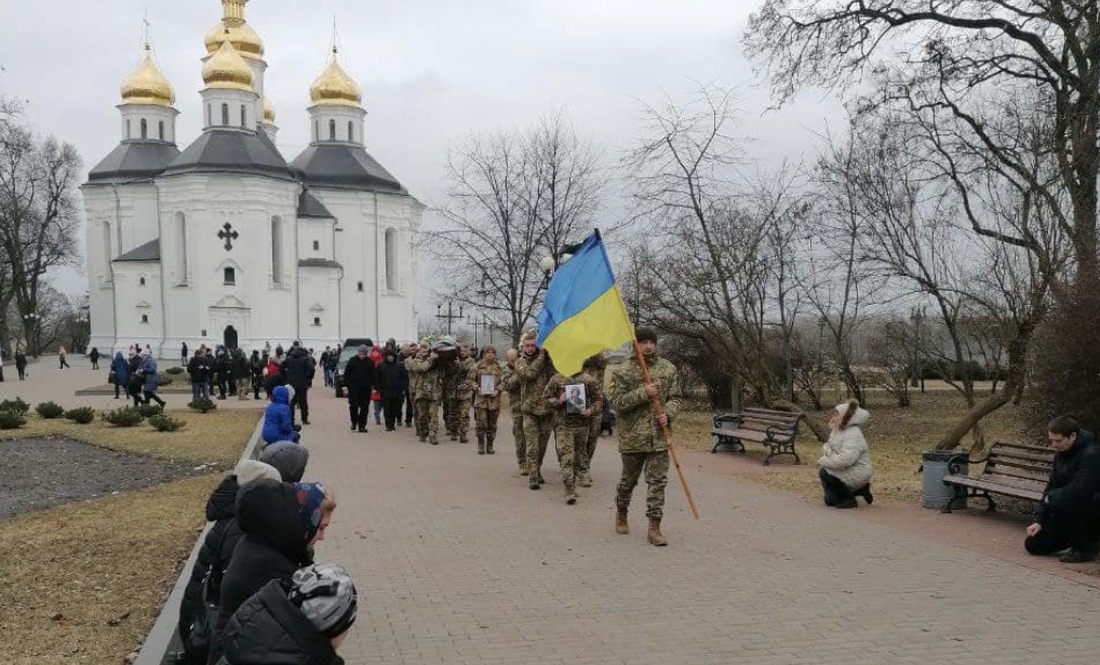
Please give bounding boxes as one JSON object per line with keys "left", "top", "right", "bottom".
{"left": 501, "top": 364, "right": 523, "bottom": 413}
{"left": 514, "top": 350, "right": 554, "bottom": 417}
{"left": 407, "top": 357, "right": 444, "bottom": 402}
{"left": 441, "top": 359, "right": 469, "bottom": 399}
{"left": 607, "top": 353, "right": 682, "bottom": 453}
{"left": 406, "top": 357, "right": 426, "bottom": 397}
{"left": 468, "top": 360, "right": 503, "bottom": 410}
{"left": 543, "top": 371, "right": 602, "bottom": 428}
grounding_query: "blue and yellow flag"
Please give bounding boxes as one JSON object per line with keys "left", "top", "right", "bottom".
{"left": 536, "top": 231, "right": 634, "bottom": 375}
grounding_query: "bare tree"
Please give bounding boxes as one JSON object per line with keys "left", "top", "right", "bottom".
{"left": 0, "top": 98, "right": 82, "bottom": 356}
{"left": 865, "top": 318, "right": 914, "bottom": 408}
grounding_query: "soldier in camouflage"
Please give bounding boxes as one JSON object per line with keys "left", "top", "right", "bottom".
{"left": 405, "top": 342, "right": 434, "bottom": 442}
{"left": 577, "top": 352, "right": 608, "bottom": 487}
{"left": 515, "top": 332, "right": 555, "bottom": 490}
{"left": 468, "top": 345, "right": 503, "bottom": 455}
{"left": 543, "top": 369, "right": 602, "bottom": 504}
{"left": 456, "top": 345, "right": 476, "bottom": 443}
{"left": 500, "top": 348, "right": 527, "bottom": 474}
{"left": 441, "top": 353, "right": 465, "bottom": 441}
{"left": 607, "top": 327, "right": 682, "bottom": 546}
{"left": 416, "top": 343, "right": 450, "bottom": 445}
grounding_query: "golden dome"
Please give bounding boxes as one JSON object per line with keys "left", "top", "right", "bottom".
{"left": 204, "top": 0, "right": 264, "bottom": 60}
{"left": 202, "top": 39, "right": 254, "bottom": 92}
{"left": 263, "top": 97, "right": 276, "bottom": 124}
{"left": 309, "top": 50, "right": 362, "bottom": 107}
{"left": 120, "top": 46, "right": 175, "bottom": 107}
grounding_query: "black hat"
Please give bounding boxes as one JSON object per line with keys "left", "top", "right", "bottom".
{"left": 635, "top": 326, "right": 658, "bottom": 343}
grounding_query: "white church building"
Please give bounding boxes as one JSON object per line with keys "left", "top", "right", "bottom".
{"left": 83, "top": 0, "right": 422, "bottom": 356}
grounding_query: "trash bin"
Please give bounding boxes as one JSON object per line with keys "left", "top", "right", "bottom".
{"left": 922, "top": 450, "right": 967, "bottom": 510}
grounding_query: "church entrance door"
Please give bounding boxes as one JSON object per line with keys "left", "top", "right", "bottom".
{"left": 224, "top": 325, "right": 239, "bottom": 350}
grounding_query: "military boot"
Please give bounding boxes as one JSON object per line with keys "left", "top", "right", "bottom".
{"left": 647, "top": 518, "right": 668, "bottom": 546}
{"left": 520, "top": 465, "right": 529, "bottom": 476}
{"left": 529, "top": 475, "right": 540, "bottom": 490}
{"left": 460, "top": 433, "right": 469, "bottom": 443}
{"left": 477, "top": 434, "right": 486, "bottom": 455}
{"left": 486, "top": 435, "right": 495, "bottom": 455}
{"left": 579, "top": 471, "right": 592, "bottom": 488}
{"left": 615, "top": 509, "right": 629, "bottom": 535}
{"left": 565, "top": 486, "right": 577, "bottom": 505}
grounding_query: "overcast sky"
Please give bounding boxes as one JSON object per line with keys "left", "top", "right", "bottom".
{"left": 0, "top": 0, "right": 843, "bottom": 303}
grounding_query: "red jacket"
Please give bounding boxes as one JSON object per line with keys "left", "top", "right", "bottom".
{"left": 369, "top": 347, "right": 383, "bottom": 401}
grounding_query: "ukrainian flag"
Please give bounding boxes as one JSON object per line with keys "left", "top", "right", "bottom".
{"left": 536, "top": 231, "right": 634, "bottom": 375}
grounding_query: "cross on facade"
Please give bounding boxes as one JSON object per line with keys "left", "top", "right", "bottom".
{"left": 218, "top": 222, "right": 239, "bottom": 251}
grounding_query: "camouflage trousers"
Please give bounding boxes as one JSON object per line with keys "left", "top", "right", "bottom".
{"left": 421, "top": 400, "right": 442, "bottom": 443}
{"left": 616, "top": 450, "right": 670, "bottom": 519}
{"left": 442, "top": 397, "right": 458, "bottom": 436}
{"left": 458, "top": 398, "right": 472, "bottom": 438}
{"left": 577, "top": 418, "right": 600, "bottom": 475}
{"left": 523, "top": 413, "right": 553, "bottom": 479}
{"left": 553, "top": 425, "right": 589, "bottom": 492}
{"left": 474, "top": 407, "right": 500, "bottom": 439}
{"left": 414, "top": 398, "right": 434, "bottom": 439}
{"left": 511, "top": 411, "right": 526, "bottom": 469}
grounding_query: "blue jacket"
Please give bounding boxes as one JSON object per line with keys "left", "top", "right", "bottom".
{"left": 262, "top": 386, "right": 299, "bottom": 444}
{"left": 141, "top": 356, "right": 159, "bottom": 392}
{"left": 111, "top": 353, "right": 130, "bottom": 385}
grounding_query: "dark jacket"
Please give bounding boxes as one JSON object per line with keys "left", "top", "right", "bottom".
{"left": 209, "top": 479, "right": 312, "bottom": 665}
{"left": 141, "top": 356, "right": 159, "bottom": 392}
{"left": 189, "top": 355, "right": 211, "bottom": 385}
{"left": 217, "top": 580, "right": 343, "bottom": 665}
{"left": 1038, "top": 430, "right": 1100, "bottom": 524}
{"left": 376, "top": 358, "right": 409, "bottom": 400}
{"left": 262, "top": 387, "right": 299, "bottom": 444}
{"left": 231, "top": 352, "right": 250, "bottom": 381}
{"left": 283, "top": 348, "right": 314, "bottom": 389}
{"left": 342, "top": 355, "right": 375, "bottom": 396}
{"left": 179, "top": 475, "right": 244, "bottom": 658}
{"left": 110, "top": 353, "right": 130, "bottom": 385}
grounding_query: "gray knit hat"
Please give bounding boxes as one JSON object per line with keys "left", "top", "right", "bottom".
{"left": 235, "top": 460, "right": 282, "bottom": 486}
{"left": 259, "top": 442, "right": 310, "bottom": 483}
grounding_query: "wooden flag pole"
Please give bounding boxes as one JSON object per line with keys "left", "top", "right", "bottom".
{"left": 630, "top": 339, "right": 700, "bottom": 520}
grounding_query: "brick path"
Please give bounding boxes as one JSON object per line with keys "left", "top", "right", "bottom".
{"left": 300, "top": 390, "right": 1100, "bottom": 665}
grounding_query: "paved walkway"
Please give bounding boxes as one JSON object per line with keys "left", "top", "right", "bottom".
{"left": 297, "top": 390, "right": 1100, "bottom": 665}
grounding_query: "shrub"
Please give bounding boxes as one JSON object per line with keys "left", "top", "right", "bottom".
{"left": 166, "top": 366, "right": 185, "bottom": 375}
{"left": 35, "top": 401, "right": 66, "bottom": 419}
{"left": 102, "top": 406, "right": 144, "bottom": 427}
{"left": 156, "top": 372, "right": 174, "bottom": 387}
{"left": 148, "top": 413, "right": 185, "bottom": 432}
{"left": 65, "top": 407, "right": 96, "bottom": 424}
{"left": 0, "top": 397, "right": 30, "bottom": 415}
{"left": 0, "top": 410, "right": 26, "bottom": 430}
{"left": 138, "top": 403, "right": 164, "bottom": 418}
{"left": 188, "top": 398, "right": 218, "bottom": 414}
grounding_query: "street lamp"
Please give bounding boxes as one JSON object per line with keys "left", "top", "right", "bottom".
{"left": 22, "top": 313, "right": 38, "bottom": 357}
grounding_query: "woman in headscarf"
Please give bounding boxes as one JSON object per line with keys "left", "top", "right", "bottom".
{"left": 817, "top": 399, "right": 873, "bottom": 509}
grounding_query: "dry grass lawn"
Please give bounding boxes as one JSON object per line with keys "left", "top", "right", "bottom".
{"left": 673, "top": 390, "right": 1033, "bottom": 503}
{"left": 1, "top": 407, "right": 262, "bottom": 465}
{"left": 0, "top": 409, "right": 260, "bottom": 665}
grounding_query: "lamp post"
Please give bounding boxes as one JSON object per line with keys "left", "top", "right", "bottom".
{"left": 436, "top": 302, "right": 464, "bottom": 336}
{"left": 22, "top": 313, "right": 39, "bottom": 357}
{"left": 909, "top": 305, "right": 926, "bottom": 390}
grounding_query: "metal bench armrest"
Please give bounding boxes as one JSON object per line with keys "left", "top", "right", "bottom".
{"left": 713, "top": 413, "right": 742, "bottom": 428}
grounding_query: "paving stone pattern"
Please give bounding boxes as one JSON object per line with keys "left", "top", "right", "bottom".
{"left": 299, "top": 391, "right": 1100, "bottom": 665}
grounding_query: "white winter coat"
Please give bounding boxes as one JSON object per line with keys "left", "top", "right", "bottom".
{"left": 818, "top": 408, "right": 872, "bottom": 490}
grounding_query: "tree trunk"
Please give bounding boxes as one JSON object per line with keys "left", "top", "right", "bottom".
{"left": 934, "top": 380, "right": 1016, "bottom": 450}
{"left": 774, "top": 399, "right": 828, "bottom": 443}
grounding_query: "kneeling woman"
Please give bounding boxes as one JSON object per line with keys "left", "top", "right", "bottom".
{"left": 818, "top": 399, "right": 873, "bottom": 508}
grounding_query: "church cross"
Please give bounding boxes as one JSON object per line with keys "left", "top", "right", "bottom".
{"left": 218, "top": 222, "right": 239, "bottom": 251}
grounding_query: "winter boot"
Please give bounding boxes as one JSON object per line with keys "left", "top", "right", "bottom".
{"left": 477, "top": 434, "right": 486, "bottom": 455}
{"left": 647, "top": 518, "right": 668, "bottom": 546}
{"left": 579, "top": 471, "right": 592, "bottom": 488}
{"left": 350, "top": 421, "right": 357, "bottom": 431}
{"left": 856, "top": 485, "right": 874, "bottom": 505}
{"left": 565, "top": 486, "right": 577, "bottom": 505}
{"left": 486, "top": 435, "right": 495, "bottom": 455}
{"left": 460, "top": 433, "right": 469, "bottom": 443}
{"left": 529, "top": 475, "right": 540, "bottom": 490}
{"left": 615, "top": 509, "right": 629, "bottom": 535}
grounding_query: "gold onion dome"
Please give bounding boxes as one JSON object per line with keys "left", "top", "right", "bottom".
{"left": 202, "top": 39, "right": 254, "bottom": 92}
{"left": 263, "top": 97, "right": 276, "bottom": 123}
{"left": 121, "top": 46, "right": 175, "bottom": 107}
{"left": 309, "top": 50, "right": 362, "bottom": 107}
{"left": 204, "top": 0, "right": 264, "bottom": 60}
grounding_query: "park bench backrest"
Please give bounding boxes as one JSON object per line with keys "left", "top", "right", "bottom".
{"left": 980, "top": 441, "right": 1053, "bottom": 495}
{"left": 739, "top": 408, "right": 801, "bottom": 435}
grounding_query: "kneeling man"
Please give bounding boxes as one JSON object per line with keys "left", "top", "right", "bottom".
{"left": 1025, "top": 416, "right": 1100, "bottom": 563}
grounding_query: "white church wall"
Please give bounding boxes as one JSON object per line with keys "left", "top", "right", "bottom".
{"left": 82, "top": 186, "right": 118, "bottom": 353}
{"left": 297, "top": 219, "right": 335, "bottom": 260}
{"left": 297, "top": 267, "right": 341, "bottom": 348}
{"left": 112, "top": 262, "right": 164, "bottom": 353}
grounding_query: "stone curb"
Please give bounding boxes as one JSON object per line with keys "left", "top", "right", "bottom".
{"left": 133, "top": 415, "right": 264, "bottom": 665}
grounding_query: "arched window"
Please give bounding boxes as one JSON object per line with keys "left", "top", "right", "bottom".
{"left": 241, "top": 105, "right": 247, "bottom": 128}
{"left": 329, "top": 119, "right": 336, "bottom": 140}
{"left": 271, "top": 217, "right": 283, "bottom": 284}
{"left": 221, "top": 103, "right": 229, "bottom": 126}
{"left": 313, "top": 317, "right": 321, "bottom": 327}
{"left": 140, "top": 118, "right": 147, "bottom": 139}
{"left": 224, "top": 267, "right": 236, "bottom": 285}
{"left": 141, "top": 314, "right": 149, "bottom": 324}
{"left": 126, "top": 119, "right": 131, "bottom": 139}
{"left": 384, "top": 228, "right": 398, "bottom": 291}
{"left": 348, "top": 121, "right": 354, "bottom": 142}
{"left": 357, "top": 281, "right": 364, "bottom": 292}
{"left": 158, "top": 120, "right": 165, "bottom": 141}
{"left": 312, "top": 240, "right": 320, "bottom": 251}
{"left": 139, "top": 277, "right": 146, "bottom": 287}
{"left": 176, "top": 212, "right": 188, "bottom": 284}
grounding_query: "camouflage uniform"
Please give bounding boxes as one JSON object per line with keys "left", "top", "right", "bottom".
{"left": 501, "top": 363, "right": 526, "bottom": 472}
{"left": 456, "top": 356, "right": 476, "bottom": 443}
{"left": 411, "top": 356, "right": 445, "bottom": 444}
{"left": 441, "top": 361, "right": 465, "bottom": 440}
{"left": 515, "top": 349, "right": 555, "bottom": 485}
{"left": 405, "top": 355, "right": 431, "bottom": 441}
{"left": 578, "top": 353, "right": 608, "bottom": 485}
{"left": 608, "top": 352, "right": 682, "bottom": 519}
{"left": 468, "top": 359, "right": 503, "bottom": 454}
{"left": 543, "top": 371, "right": 601, "bottom": 501}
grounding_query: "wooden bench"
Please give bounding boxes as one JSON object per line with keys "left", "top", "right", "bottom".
{"left": 941, "top": 441, "right": 1053, "bottom": 513}
{"left": 711, "top": 408, "right": 802, "bottom": 465}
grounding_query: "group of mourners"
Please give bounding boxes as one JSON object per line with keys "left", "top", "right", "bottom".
{"left": 108, "top": 346, "right": 166, "bottom": 408}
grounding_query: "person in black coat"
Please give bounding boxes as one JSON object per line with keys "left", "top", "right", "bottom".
{"left": 1025, "top": 416, "right": 1100, "bottom": 563}
{"left": 89, "top": 347, "right": 101, "bottom": 370}
{"left": 282, "top": 344, "right": 315, "bottom": 425}
{"left": 127, "top": 352, "right": 145, "bottom": 406}
{"left": 376, "top": 350, "right": 409, "bottom": 432}
{"left": 207, "top": 478, "right": 332, "bottom": 665}
{"left": 217, "top": 565, "right": 357, "bottom": 665}
{"left": 342, "top": 345, "right": 375, "bottom": 433}
{"left": 214, "top": 349, "right": 230, "bottom": 400}
{"left": 189, "top": 349, "right": 212, "bottom": 401}
{"left": 15, "top": 350, "right": 28, "bottom": 380}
